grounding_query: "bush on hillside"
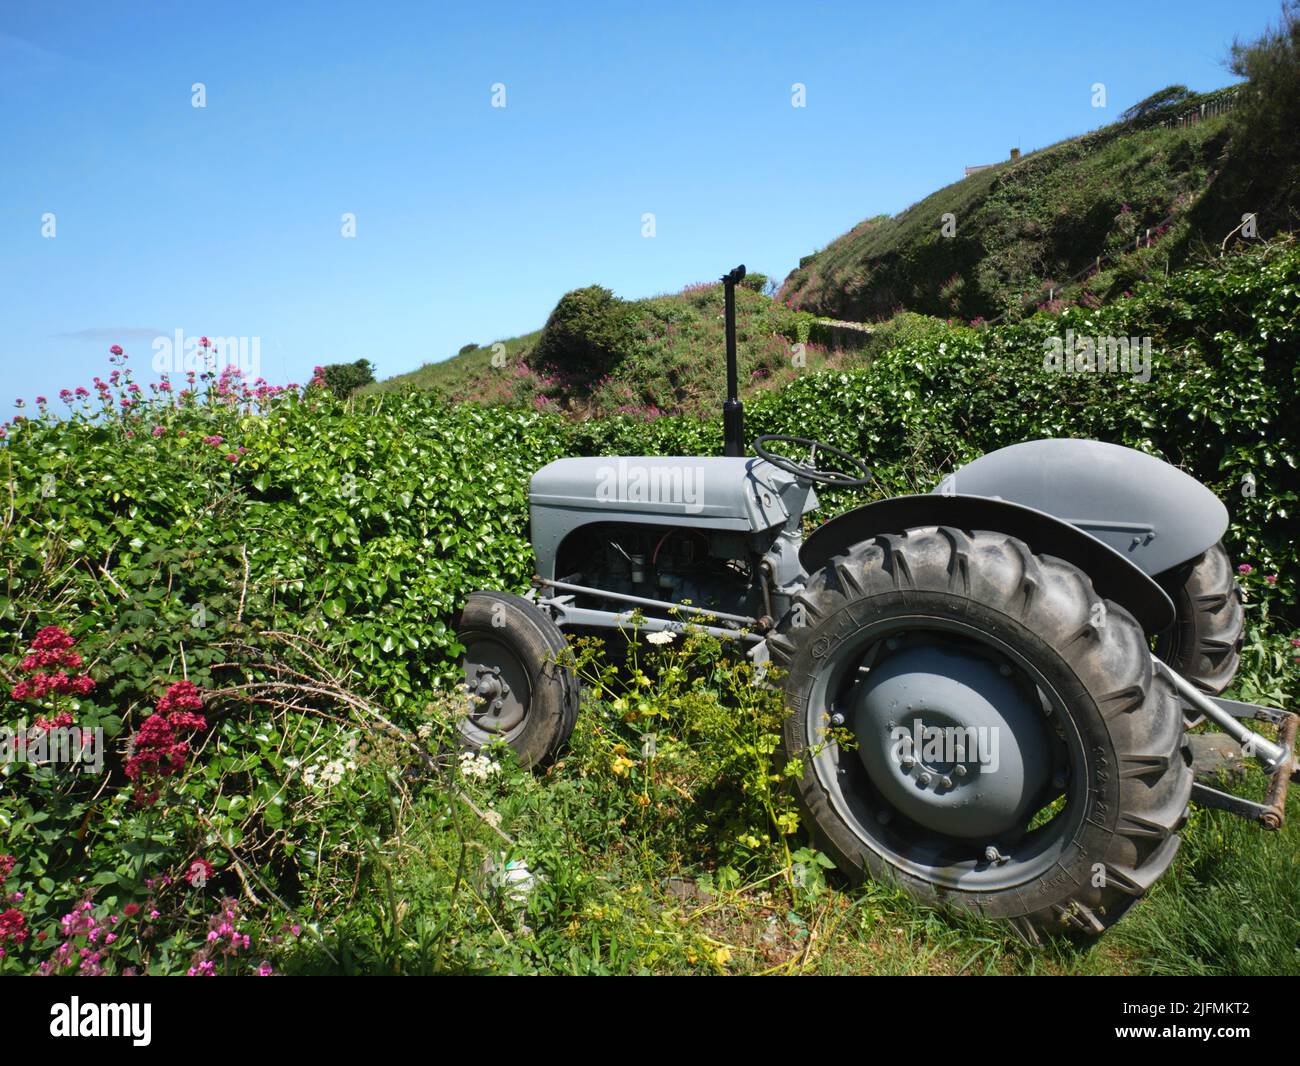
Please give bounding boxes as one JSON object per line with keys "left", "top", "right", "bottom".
{"left": 320, "top": 358, "right": 376, "bottom": 398}
{"left": 1121, "top": 84, "right": 1195, "bottom": 126}
{"left": 528, "top": 285, "right": 639, "bottom": 383}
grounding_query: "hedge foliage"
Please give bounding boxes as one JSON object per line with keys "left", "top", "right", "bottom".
{"left": 0, "top": 238, "right": 1295, "bottom": 973}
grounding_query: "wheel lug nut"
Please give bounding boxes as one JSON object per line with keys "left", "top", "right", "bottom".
{"left": 916, "top": 772, "right": 932, "bottom": 788}
{"left": 900, "top": 755, "right": 915, "bottom": 770}
{"left": 953, "top": 764, "right": 968, "bottom": 778}
{"left": 939, "top": 775, "right": 953, "bottom": 789}
{"left": 984, "top": 846, "right": 1007, "bottom": 865}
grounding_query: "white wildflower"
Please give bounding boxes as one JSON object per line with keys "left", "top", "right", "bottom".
{"left": 645, "top": 630, "right": 675, "bottom": 646}
{"left": 459, "top": 751, "right": 499, "bottom": 781}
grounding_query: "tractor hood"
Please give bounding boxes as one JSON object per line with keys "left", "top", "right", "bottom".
{"left": 941, "top": 439, "right": 1229, "bottom": 577}
{"left": 530, "top": 456, "right": 812, "bottom": 529}
{"left": 529, "top": 456, "right": 816, "bottom": 580}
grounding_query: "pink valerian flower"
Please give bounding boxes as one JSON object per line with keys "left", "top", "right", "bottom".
{"left": 225, "top": 453, "right": 239, "bottom": 463}
{"left": 35, "top": 396, "right": 47, "bottom": 405}
{"left": 187, "top": 898, "right": 252, "bottom": 975}
{"left": 1265, "top": 574, "right": 1278, "bottom": 585}
{"left": 110, "top": 344, "right": 123, "bottom": 356}
{"left": 37, "top": 898, "right": 104, "bottom": 974}
{"left": 1239, "top": 563, "right": 1253, "bottom": 575}
{"left": 151, "top": 425, "right": 166, "bottom": 437}
{"left": 256, "top": 960, "right": 274, "bottom": 976}
{"left": 202, "top": 435, "right": 224, "bottom": 447}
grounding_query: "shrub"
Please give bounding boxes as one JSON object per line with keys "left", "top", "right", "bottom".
{"left": 319, "top": 359, "right": 376, "bottom": 398}
{"left": 1121, "top": 84, "right": 1195, "bottom": 126}
{"left": 529, "top": 285, "right": 638, "bottom": 382}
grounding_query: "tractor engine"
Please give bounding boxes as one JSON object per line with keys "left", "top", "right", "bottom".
{"left": 553, "top": 522, "right": 762, "bottom": 621}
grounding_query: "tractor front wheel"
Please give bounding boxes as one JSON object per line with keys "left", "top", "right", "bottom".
{"left": 769, "top": 527, "right": 1192, "bottom": 940}
{"left": 457, "top": 591, "right": 579, "bottom": 768}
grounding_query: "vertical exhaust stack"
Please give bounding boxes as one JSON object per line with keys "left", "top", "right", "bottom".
{"left": 722, "top": 264, "right": 746, "bottom": 457}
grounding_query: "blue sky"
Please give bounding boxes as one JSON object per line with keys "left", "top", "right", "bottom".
{"left": 0, "top": 0, "right": 1281, "bottom": 408}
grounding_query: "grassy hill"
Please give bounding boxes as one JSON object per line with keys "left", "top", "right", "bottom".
{"left": 364, "top": 281, "right": 924, "bottom": 419}
{"left": 368, "top": 91, "right": 1259, "bottom": 417}
{"left": 777, "top": 86, "right": 1243, "bottom": 322}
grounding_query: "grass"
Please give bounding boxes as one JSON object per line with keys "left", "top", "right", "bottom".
{"left": 274, "top": 630, "right": 1300, "bottom": 977}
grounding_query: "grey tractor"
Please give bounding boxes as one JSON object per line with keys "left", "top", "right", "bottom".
{"left": 457, "top": 265, "right": 1293, "bottom": 940}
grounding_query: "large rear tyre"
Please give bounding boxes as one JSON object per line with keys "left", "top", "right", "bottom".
{"left": 457, "top": 591, "right": 579, "bottom": 769}
{"left": 1155, "top": 541, "right": 1244, "bottom": 698}
{"left": 768, "top": 527, "right": 1192, "bottom": 940}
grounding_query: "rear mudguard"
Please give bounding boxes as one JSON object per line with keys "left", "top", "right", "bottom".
{"left": 799, "top": 494, "right": 1175, "bottom": 633}
{"left": 938, "top": 439, "right": 1229, "bottom": 578}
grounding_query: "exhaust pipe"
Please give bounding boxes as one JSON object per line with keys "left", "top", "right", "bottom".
{"left": 722, "top": 264, "right": 746, "bottom": 457}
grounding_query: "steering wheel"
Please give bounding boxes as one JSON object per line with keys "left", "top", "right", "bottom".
{"left": 753, "top": 434, "right": 873, "bottom": 489}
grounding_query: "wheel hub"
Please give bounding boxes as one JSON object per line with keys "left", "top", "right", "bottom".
{"left": 852, "top": 644, "right": 1052, "bottom": 839}
{"left": 463, "top": 646, "right": 529, "bottom": 737}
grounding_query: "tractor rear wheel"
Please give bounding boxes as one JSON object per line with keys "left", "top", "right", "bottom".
{"left": 1155, "top": 541, "right": 1244, "bottom": 699}
{"left": 457, "top": 591, "right": 579, "bottom": 768}
{"left": 768, "top": 527, "right": 1192, "bottom": 940}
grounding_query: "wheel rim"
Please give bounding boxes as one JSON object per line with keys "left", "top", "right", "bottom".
{"left": 805, "top": 615, "right": 1086, "bottom": 892}
{"left": 461, "top": 636, "right": 532, "bottom": 745}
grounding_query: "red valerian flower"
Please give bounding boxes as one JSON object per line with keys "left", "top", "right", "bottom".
{"left": 9, "top": 627, "right": 94, "bottom": 703}
{"left": 122, "top": 903, "right": 141, "bottom": 917}
{"left": 186, "top": 858, "right": 215, "bottom": 887}
{"left": 32, "top": 626, "right": 74, "bottom": 652}
{"left": 0, "top": 907, "right": 27, "bottom": 956}
{"left": 110, "top": 344, "right": 123, "bottom": 356}
{"left": 156, "top": 680, "right": 203, "bottom": 714}
{"left": 1239, "top": 563, "right": 1253, "bottom": 575}
{"left": 124, "top": 682, "right": 208, "bottom": 805}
